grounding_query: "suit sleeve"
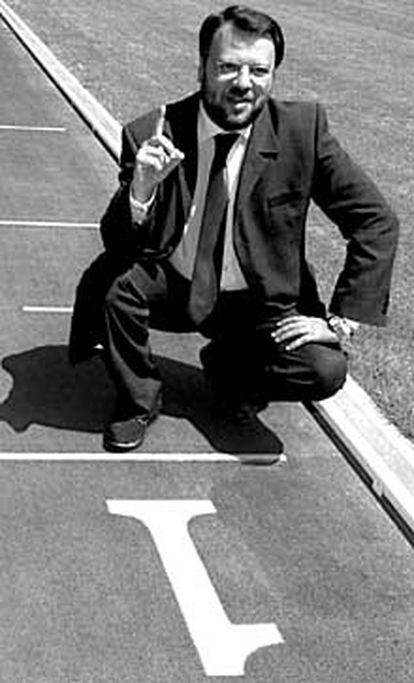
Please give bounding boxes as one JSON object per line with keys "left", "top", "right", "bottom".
{"left": 311, "top": 104, "right": 399, "bottom": 325}
{"left": 100, "top": 124, "right": 155, "bottom": 254}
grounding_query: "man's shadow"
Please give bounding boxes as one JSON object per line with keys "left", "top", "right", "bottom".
{"left": 0, "top": 345, "right": 283, "bottom": 454}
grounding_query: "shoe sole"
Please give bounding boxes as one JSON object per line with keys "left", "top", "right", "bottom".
{"left": 103, "top": 406, "right": 160, "bottom": 453}
{"left": 103, "top": 436, "right": 144, "bottom": 453}
{"left": 239, "top": 452, "right": 287, "bottom": 466}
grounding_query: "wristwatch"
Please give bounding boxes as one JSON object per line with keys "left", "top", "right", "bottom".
{"left": 327, "top": 315, "right": 359, "bottom": 348}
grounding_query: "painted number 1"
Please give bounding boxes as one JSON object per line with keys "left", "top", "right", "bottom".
{"left": 106, "top": 499, "right": 283, "bottom": 677}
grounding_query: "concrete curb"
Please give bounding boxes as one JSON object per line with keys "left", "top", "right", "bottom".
{"left": 2, "top": 0, "right": 414, "bottom": 534}
{"left": 306, "top": 376, "right": 414, "bottom": 533}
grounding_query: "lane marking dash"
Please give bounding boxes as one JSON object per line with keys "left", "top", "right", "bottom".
{"left": 0, "top": 452, "right": 240, "bottom": 462}
{"left": 0, "top": 220, "right": 99, "bottom": 229}
{"left": 22, "top": 306, "right": 73, "bottom": 313}
{"left": 0, "top": 124, "right": 66, "bottom": 132}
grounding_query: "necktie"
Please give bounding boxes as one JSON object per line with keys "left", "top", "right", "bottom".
{"left": 188, "top": 133, "right": 239, "bottom": 324}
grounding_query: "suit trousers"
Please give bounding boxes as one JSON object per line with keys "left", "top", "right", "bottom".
{"left": 100, "top": 256, "right": 348, "bottom": 413}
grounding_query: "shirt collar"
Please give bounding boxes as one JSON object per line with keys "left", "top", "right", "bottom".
{"left": 198, "top": 100, "right": 251, "bottom": 144}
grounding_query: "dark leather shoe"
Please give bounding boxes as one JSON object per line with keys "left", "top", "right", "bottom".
{"left": 200, "top": 344, "right": 269, "bottom": 416}
{"left": 215, "top": 396, "right": 269, "bottom": 421}
{"left": 221, "top": 409, "right": 286, "bottom": 466}
{"left": 209, "top": 388, "right": 286, "bottom": 466}
{"left": 103, "top": 392, "right": 162, "bottom": 452}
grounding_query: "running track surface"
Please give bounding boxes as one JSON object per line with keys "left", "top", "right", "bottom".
{"left": 0, "top": 18, "right": 413, "bottom": 682}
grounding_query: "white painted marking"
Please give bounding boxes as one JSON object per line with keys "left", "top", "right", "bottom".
{"left": 107, "top": 499, "right": 283, "bottom": 676}
{"left": 0, "top": 452, "right": 239, "bottom": 462}
{"left": 0, "top": 124, "right": 66, "bottom": 132}
{"left": 0, "top": 220, "right": 99, "bottom": 228}
{"left": 22, "top": 306, "right": 73, "bottom": 314}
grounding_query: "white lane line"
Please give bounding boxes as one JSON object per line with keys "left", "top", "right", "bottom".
{"left": 0, "top": 124, "right": 66, "bottom": 131}
{"left": 22, "top": 306, "right": 73, "bottom": 313}
{"left": 0, "top": 453, "right": 240, "bottom": 462}
{"left": 107, "top": 499, "right": 283, "bottom": 676}
{"left": 0, "top": 220, "right": 99, "bottom": 228}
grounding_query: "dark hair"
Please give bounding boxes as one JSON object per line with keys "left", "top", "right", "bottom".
{"left": 199, "top": 5, "right": 285, "bottom": 69}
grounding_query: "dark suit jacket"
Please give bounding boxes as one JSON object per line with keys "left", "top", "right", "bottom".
{"left": 101, "top": 92, "right": 398, "bottom": 323}
{"left": 69, "top": 92, "right": 398, "bottom": 362}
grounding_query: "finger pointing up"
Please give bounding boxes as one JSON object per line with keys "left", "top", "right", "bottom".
{"left": 154, "top": 104, "right": 166, "bottom": 138}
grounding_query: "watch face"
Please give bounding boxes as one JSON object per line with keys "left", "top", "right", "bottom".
{"left": 328, "top": 316, "right": 352, "bottom": 338}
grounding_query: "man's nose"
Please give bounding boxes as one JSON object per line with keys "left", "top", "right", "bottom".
{"left": 234, "top": 65, "right": 252, "bottom": 88}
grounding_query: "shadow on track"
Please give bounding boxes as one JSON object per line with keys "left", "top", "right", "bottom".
{"left": 0, "top": 345, "right": 283, "bottom": 454}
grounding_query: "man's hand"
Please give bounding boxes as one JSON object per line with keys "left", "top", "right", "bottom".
{"left": 131, "top": 105, "right": 184, "bottom": 203}
{"left": 271, "top": 315, "right": 338, "bottom": 351}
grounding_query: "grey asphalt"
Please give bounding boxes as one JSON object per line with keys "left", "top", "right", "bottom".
{"left": 0, "top": 18, "right": 413, "bottom": 683}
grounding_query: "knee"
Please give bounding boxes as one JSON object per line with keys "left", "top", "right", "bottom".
{"left": 104, "top": 274, "right": 123, "bottom": 310}
{"left": 309, "top": 345, "right": 348, "bottom": 400}
{"left": 104, "top": 271, "right": 147, "bottom": 313}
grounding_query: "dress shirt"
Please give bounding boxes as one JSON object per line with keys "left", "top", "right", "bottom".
{"left": 130, "top": 102, "right": 250, "bottom": 290}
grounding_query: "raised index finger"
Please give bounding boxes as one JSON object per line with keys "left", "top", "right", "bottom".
{"left": 153, "top": 104, "right": 166, "bottom": 138}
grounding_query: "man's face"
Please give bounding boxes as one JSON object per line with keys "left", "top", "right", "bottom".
{"left": 199, "top": 22, "right": 276, "bottom": 130}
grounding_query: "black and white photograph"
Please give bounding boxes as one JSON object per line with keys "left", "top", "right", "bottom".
{"left": 0, "top": 1, "right": 413, "bottom": 680}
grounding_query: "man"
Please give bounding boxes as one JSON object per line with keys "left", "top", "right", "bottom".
{"left": 69, "top": 5, "right": 398, "bottom": 454}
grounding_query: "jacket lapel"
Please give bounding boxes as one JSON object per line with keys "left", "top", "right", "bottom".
{"left": 163, "top": 94, "right": 280, "bottom": 220}
{"left": 235, "top": 101, "right": 280, "bottom": 209}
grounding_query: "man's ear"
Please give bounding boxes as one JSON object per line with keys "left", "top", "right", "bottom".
{"left": 197, "top": 62, "right": 204, "bottom": 85}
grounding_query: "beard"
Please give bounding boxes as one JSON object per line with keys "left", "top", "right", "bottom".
{"left": 200, "top": 76, "right": 269, "bottom": 130}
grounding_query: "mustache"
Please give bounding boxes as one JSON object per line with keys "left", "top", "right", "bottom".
{"left": 227, "top": 87, "right": 254, "bottom": 100}
{"left": 200, "top": 73, "right": 253, "bottom": 99}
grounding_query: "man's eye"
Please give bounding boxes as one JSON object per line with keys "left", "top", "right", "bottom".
{"left": 216, "top": 62, "right": 271, "bottom": 78}
{"left": 218, "top": 62, "right": 238, "bottom": 75}
{"left": 251, "top": 66, "right": 270, "bottom": 78}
